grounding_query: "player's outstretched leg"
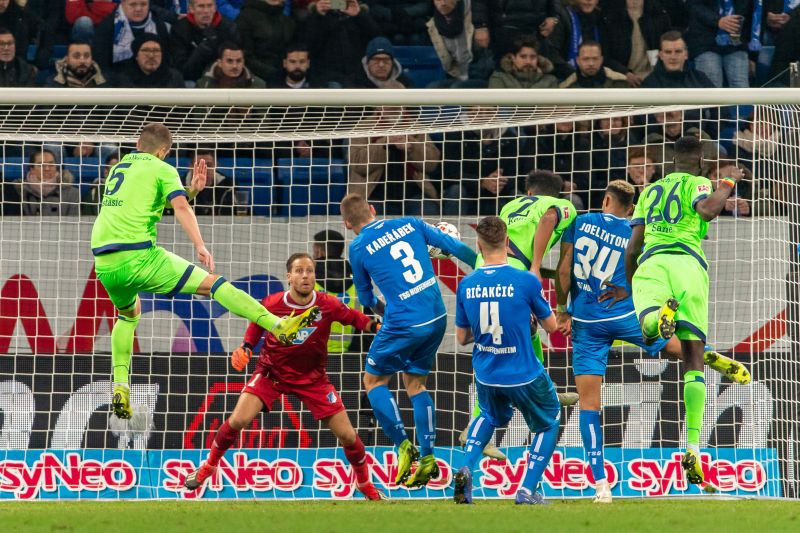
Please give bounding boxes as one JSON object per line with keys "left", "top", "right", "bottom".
{"left": 405, "top": 375, "right": 440, "bottom": 488}
{"left": 703, "top": 346, "right": 751, "bottom": 384}
{"left": 198, "top": 275, "right": 318, "bottom": 345}
{"left": 454, "top": 414, "right": 496, "bottom": 504}
{"left": 324, "top": 411, "right": 387, "bottom": 501}
{"left": 364, "top": 376, "right": 417, "bottom": 485}
{"left": 184, "top": 392, "right": 263, "bottom": 491}
{"left": 663, "top": 338, "right": 752, "bottom": 385}
{"left": 110, "top": 298, "right": 141, "bottom": 420}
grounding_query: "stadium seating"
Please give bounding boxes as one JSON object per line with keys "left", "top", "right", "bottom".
{"left": 273, "top": 158, "right": 347, "bottom": 217}
{"left": 393, "top": 46, "right": 446, "bottom": 89}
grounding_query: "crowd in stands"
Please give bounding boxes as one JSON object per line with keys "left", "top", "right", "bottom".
{"left": 0, "top": 0, "right": 793, "bottom": 89}
{"left": 0, "top": 0, "right": 795, "bottom": 219}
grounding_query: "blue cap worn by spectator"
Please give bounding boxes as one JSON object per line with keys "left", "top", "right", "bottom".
{"left": 365, "top": 37, "right": 394, "bottom": 60}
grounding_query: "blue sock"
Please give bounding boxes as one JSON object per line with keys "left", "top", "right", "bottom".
{"left": 462, "top": 414, "right": 495, "bottom": 471}
{"left": 367, "top": 385, "right": 408, "bottom": 446}
{"left": 409, "top": 390, "right": 436, "bottom": 456}
{"left": 579, "top": 410, "right": 605, "bottom": 483}
{"left": 521, "top": 423, "right": 559, "bottom": 493}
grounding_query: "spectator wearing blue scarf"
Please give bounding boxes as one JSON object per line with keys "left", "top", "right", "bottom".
{"left": 93, "top": 0, "right": 172, "bottom": 71}
{"left": 685, "top": 0, "right": 762, "bottom": 88}
{"left": 546, "top": 0, "right": 627, "bottom": 79}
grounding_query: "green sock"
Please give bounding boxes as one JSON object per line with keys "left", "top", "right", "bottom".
{"left": 683, "top": 370, "right": 706, "bottom": 447}
{"left": 642, "top": 311, "right": 659, "bottom": 339}
{"left": 111, "top": 314, "right": 140, "bottom": 384}
{"left": 211, "top": 281, "right": 279, "bottom": 331}
{"left": 471, "top": 398, "right": 481, "bottom": 418}
{"left": 531, "top": 332, "right": 544, "bottom": 364}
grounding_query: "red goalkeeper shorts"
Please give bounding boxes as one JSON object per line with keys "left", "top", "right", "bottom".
{"left": 243, "top": 370, "right": 345, "bottom": 421}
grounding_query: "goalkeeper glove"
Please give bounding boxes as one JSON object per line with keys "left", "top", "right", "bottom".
{"left": 231, "top": 343, "right": 253, "bottom": 371}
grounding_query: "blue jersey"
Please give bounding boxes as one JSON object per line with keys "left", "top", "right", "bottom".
{"left": 349, "top": 217, "right": 477, "bottom": 329}
{"left": 562, "top": 212, "right": 634, "bottom": 322}
{"left": 455, "top": 264, "right": 552, "bottom": 387}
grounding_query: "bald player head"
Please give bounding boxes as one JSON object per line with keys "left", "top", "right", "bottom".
{"left": 137, "top": 123, "right": 172, "bottom": 160}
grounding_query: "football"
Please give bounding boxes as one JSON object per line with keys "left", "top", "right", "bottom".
{"left": 428, "top": 221, "right": 460, "bottom": 259}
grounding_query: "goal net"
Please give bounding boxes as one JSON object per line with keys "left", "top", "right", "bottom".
{"left": 0, "top": 88, "right": 797, "bottom": 500}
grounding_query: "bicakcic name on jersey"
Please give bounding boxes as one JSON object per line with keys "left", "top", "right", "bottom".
{"left": 364, "top": 223, "right": 415, "bottom": 255}
{"left": 463, "top": 284, "right": 516, "bottom": 299}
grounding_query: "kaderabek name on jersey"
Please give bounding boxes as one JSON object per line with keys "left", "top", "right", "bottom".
{"left": 365, "top": 223, "right": 416, "bottom": 255}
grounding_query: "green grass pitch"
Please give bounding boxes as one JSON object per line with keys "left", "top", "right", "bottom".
{"left": 1, "top": 499, "right": 798, "bottom": 533}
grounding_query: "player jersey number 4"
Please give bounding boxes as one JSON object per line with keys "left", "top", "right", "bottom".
{"left": 631, "top": 172, "right": 712, "bottom": 268}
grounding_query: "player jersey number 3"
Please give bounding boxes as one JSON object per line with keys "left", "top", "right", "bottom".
{"left": 390, "top": 241, "right": 423, "bottom": 284}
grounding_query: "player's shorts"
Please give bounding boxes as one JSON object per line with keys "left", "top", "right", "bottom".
{"left": 243, "top": 370, "right": 345, "bottom": 421}
{"left": 94, "top": 246, "right": 208, "bottom": 310}
{"left": 632, "top": 253, "right": 709, "bottom": 342}
{"left": 571, "top": 313, "right": 670, "bottom": 376}
{"left": 365, "top": 315, "right": 447, "bottom": 376}
{"left": 476, "top": 372, "right": 561, "bottom": 434}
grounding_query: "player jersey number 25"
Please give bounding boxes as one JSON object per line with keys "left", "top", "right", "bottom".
{"left": 390, "top": 241, "right": 423, "bottom": 284}
{"left": 104, "top": 163, "right": 132, "bottom": 196}
{"left": 643, "top": 181, "right": 683, "bottom": 224}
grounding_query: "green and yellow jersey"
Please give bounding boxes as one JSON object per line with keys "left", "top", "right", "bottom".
{"left": 481, "top": 195, "right": 576, "bottom": 270}
{"left": 631, "top": 172, "right": 712, "bottom": 269}
{"left": 90, "top": 151, "right": 187, "bottom": 259}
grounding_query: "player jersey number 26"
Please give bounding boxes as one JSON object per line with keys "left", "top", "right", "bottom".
{"left": 642, "top": 181, "right": 683, "bottom": 224}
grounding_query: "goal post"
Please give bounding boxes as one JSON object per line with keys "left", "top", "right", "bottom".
{"left": 0, "top": 88, "right": 797, "bottom": 500}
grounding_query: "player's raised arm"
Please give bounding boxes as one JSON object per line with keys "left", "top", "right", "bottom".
{"left": 694, "top": 164, "right": 743, "bottom": 222}
{"left": 418, "top": 219, "right": 477, "bottom": 267}
{"left": 185, "top": 157, "right": 208, "bottom": 201}
{"left": 531, "top": 207, "right": 558, "bottom": 280}
{"left": 171, "top": 195, "right": 214, "bottom": 273}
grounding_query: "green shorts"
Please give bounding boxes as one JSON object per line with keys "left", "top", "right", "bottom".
{"left": 94, "top": 246, "right": 208, "bottom": 310}
{"left": 632, "top": 253, "right": 709, "bottom": 342}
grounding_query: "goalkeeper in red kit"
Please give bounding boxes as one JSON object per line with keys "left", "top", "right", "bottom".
{"left": 184, "top": 252, "right": 385, "bottom": 500}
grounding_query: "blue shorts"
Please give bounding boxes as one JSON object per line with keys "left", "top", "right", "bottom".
{"left": 476, "top": 373, "right": 561, "bottom": 434}
{"left": 365, "top": 316, "right": 447, "bottom": 376}
{"left": 571, "top": 312, "right": 669, "bottom": 376}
